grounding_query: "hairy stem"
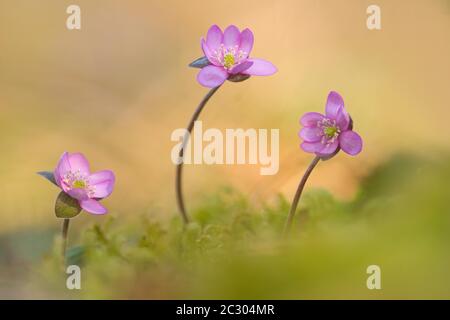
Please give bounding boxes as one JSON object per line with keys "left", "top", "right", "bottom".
{"left": 61, "top": 218, "right": 70, "bottom": 263}
{"left": 176, "top": 85, "right": 222, "bottom": 225}
{"left": 283, "top": 156, "right": 321, "bottom": 235}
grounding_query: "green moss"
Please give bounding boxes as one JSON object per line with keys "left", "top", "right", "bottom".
{"left": 37, "top": 154, "right": 450, "bottom": 299}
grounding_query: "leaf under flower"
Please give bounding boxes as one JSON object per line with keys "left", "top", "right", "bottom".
{"left": 228, "top": 74, "right": 251, "bottom": 83}
{"left": 55, "top": 191, "right": 82, "bottom": 219}
{"left": 37, "top": 171, "right": 57, "bottom": 186}
{"left": 189, "top": 56, "right": 211, "bottom": 69}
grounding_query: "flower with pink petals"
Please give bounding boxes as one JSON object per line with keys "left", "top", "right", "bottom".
{"left": 284, "top": 91, "right": 363, "bottom": 234}
{"left": 299, "top": 91, "right": 363, "bottom": 158}
{"left": 194, "top": 24, "right": 277, "bottom": 88}
{"left": 54, "top": 152, "right": 115, "bottom": 215}
{"left": 176, "top": 24, "right": 277, "bottom": 225}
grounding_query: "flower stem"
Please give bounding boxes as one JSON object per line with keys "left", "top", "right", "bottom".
{"left": 176, "top": 85, "right": 222, "bottom": 225}
{"left": 283, "top": 156, "right": 321, "bottom": 235}
{"left": 61, "top": 218, "right": 70, "bottom": 263}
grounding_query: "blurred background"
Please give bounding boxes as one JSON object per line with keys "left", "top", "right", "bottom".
{"left": 0, "top": 0, "right": 449, "bottom": 299}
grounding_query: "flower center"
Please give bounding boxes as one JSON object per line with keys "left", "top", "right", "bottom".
{"left": 212, "top": 44, "right": 247, "bottom": 70}
{"left": 62, "top": 170, "right": 95, "bottom": 197}
{"left": 317, "top": 118, "right": 341, "bottom": 145}
{"left": 324, "top": 126, "right": 338, "bottom": 138}
{"left": 72, "top": 180, "right": 86, "bottom": 189}
{"left": 223, "top": 53, "right": 235, "bottom": 69}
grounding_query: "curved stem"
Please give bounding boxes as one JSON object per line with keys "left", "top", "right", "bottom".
{"left": 61, "top": 218, "right": 70, "bottom": 263}
{"left": 283, "top": 156, "right": 321, "bottom": 235}
{"left": 176, "top": 85, "right": 222, "bottom": 225}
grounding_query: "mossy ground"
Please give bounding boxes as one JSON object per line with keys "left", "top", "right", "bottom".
{"left": 33, "top": 154, "right": 450, "bottom": 299}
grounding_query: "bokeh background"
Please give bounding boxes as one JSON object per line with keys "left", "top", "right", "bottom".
{"left": 0, "top": 0, "right": 449, "bottom": 299}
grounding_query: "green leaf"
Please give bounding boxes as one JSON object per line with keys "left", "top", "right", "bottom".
{"left": 66, "top": 245, "right": 86, "bottom": 266}
{"left": 55, "top": 191, "right": 82, "bottom": 218}
{"left": 37, "top": 171, "right": 58, "bottom": 186}
{"left": 228, "top": 74, "right": 251, "bottom": 83}
{"left": 189, "top": 56, "right": 211, "bottom": 69}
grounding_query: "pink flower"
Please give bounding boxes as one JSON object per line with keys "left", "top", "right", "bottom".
{"left": 299, "top": 91, "right": 363, "bottom": 158}
{"left": 196, "top": 25, "right": 277, "bottom": 88}
{"left": 54, "top": 152, "right": 115, "bottom": 215}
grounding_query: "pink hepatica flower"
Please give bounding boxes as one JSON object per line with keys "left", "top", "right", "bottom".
{"left": 197, "top": 25, "right": 277, "bottom": 88}
{"left": 54, "top": 152, "right": 115, "bottom": 214}
{"left": 299, "top": 91, "right": 363, "bottom": 158}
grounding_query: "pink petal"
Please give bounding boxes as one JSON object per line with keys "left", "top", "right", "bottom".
{"left": 206, "top": 25, "right": 223, "bottom": 51}
{"left": 339, "top": 131, "right": 363, "bottom": 155}
{"left": 89, "top": 170, "right": 115, "bottom": 199}
{"left": 223, "top": 25, "right": 240, "bottom": 48}
{"left": 300, "top": 112, "right": 324, "bottom": 127}
{"left": 316, "top": 139, "right": 339, "bottom": 156}
{"left": 80, "top": 199, "right": 107, "bottom": 215}
{"left": 301, "top": 141, "right": 324, "bottom": 153}
{"left": 201, "top": 39, "right": 221, "bottom": 66}
{"left": 242, "top": 58, "right": 277, "bottom": 76}
{"left": 197, "top": 65, "right": 228, "bottom": 88}
{"left": 68, "top": 153, "right": 90, "bottom": 175}
{"left": 325, "top": 91, "right": 345, "bottom": 119}
{"left": 335, "top": 107, "right": 350, "bottom": 131}
{"left": 230, "top": 60, "right": 253, "bottom": 75}
{"left": 68, "top": 188, "right": 89, "bottom": 201}
{"left": 201, "top": 39, "right": 212, "bottom": 62}
{"left": 239, "top": 28, "right": 254, "bottom": 58}
{"left": 299, "top": 127, "right": 322, "bottom": 142}
{"left": 54, "top": 152, "right": 71, "bottom": 188}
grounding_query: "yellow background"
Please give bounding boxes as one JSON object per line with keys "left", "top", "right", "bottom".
{"left": 0, "top": 0, "right": 449, "bottom": 233}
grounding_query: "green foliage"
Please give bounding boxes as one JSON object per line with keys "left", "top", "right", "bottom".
{"left": 66, "top": 246, "right": 85, "bottom": 267}
{"left": 36, "top": 154, "right": 450, "bottom": 299}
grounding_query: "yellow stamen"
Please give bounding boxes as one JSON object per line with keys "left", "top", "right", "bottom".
{"left": 72, "top": 180, "right": 86, "bottom": 189}
{"left": 223, "top": 53, "right": 235, "bottom": 69}
{"left": 324, "top": 126, "right": 338, "bottom": 138}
